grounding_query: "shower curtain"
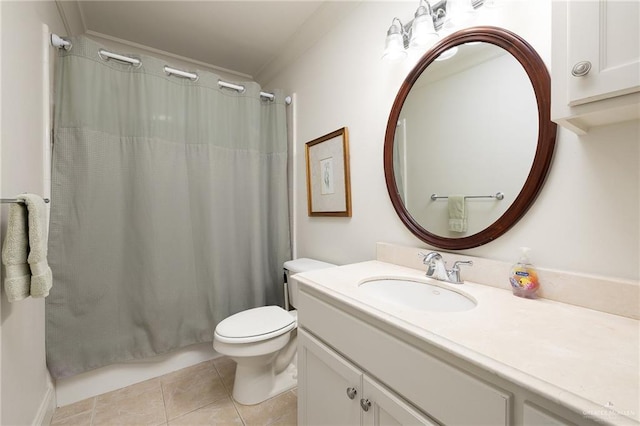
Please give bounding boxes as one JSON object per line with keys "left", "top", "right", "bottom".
{"left": 46, "top": 36, "right": 291, "bottom": 379}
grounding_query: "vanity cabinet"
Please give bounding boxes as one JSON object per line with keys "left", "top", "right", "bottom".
{"left": 551, "top": 0, "right": 640, "bottom": 134}
{"left": 299, "top": 330, "right": 436, "bottom": 426}
{"left": 297, "top": 283, "right": 610, "bottom": 426}
{"left": 297, "top": 290, "right": 512, "bottom": 425}
{"left": 522, "top": 403, "right": 573, "bottom": 426}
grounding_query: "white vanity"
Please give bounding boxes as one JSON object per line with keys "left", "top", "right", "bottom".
{"left": 295, "top": 247, "right": 639, "bottom": 426}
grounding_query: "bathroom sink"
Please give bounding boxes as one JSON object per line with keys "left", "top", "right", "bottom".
{"left": 359, "top": 278, "right": 476, "bottom": 313}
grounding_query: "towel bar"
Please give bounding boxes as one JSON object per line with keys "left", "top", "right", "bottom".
{"left": 1, "top": 198, "right": 50, "bottom": 204}
{"left": 430, "top": 192, "right": 504, "bottom": 201}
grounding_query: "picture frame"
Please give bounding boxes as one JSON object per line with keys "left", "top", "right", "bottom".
{"left": 305, "top": 127, "right": 352, "bottom": 217}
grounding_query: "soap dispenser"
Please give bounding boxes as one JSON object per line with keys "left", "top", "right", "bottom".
{"left": 509, "top": 247, "right": 539, "bottom": 298}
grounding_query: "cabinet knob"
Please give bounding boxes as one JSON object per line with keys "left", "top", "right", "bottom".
{"left": 360, "top": 398, "right": 372, "bottom": 412}
{"left": 571, "top": 61, "right": 592, "bottom": 77}
{"left": 346, "top": 387, "right": 357, "bottom": 400}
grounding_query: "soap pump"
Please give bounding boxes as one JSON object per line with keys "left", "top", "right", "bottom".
{"left": 509, "top": 247, "right": 539, "bottom": 298}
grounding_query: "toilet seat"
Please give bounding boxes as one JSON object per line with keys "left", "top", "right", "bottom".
{"left": 215, "top": 306, "right": 296, "bottom": 344}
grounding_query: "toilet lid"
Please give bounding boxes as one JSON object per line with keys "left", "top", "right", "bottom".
{"left": 215, "top": 306, "right": 296, "bottom": 343}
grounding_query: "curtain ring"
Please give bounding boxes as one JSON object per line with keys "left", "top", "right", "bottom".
{"left": 98, "top": 49, "right": 142, "bottom": 68}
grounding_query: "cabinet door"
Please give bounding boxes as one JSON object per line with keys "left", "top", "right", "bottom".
{"left": 298, "top": 330, "right": 362, "bottom": 426}
{"left": 361, "top": 376, "right": 437, "bottom": 426}
{"left": 567, "top": 1, "right": 640, "bottom": 106}
{"left": 523, "top": 402, "right": 575, "bottom": 426}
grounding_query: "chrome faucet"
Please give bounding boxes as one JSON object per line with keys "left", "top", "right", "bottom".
{"left": 421, "top": 252, "right": 447, "bottom": 280}
{"left": 419, "top": 252, "right": 473, "bottom": 284}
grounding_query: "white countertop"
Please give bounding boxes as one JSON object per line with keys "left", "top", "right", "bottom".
{"left": 296, "top": 260, "right": 640, "bottom": 425}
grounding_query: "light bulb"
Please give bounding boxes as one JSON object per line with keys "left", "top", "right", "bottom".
{"left": 382, "top": 21, "right": 407, "bottom": 62}
{"left": 383, "top": 32, "right": 407, "bottom": 62}
{"left": 446, "top": 0, "right": 477, "bottom": 29}
{"left": 410, "top": 12, "right": 439, "bottom": 49}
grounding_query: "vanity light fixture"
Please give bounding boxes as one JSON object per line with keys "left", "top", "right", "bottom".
{"left": 383, "top": 0, "right": 485, "bottom": 62}
{"left": 409, "top": 2, "right": 440, "bottom": 49}
{"left": 382, "top": 18, "right": 409, "bottom": 62}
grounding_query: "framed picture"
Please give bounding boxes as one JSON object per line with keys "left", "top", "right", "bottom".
{"left": 305, "top": 127, "right": 352, "bottom": 217}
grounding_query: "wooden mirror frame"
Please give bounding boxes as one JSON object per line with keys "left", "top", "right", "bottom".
{"left": 383, "top": 26, "right": 557, "bottom": 250}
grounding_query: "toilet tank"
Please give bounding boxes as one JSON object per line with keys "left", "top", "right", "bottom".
{"left": 283, "top": 258, "right": 336, "bottom": 309}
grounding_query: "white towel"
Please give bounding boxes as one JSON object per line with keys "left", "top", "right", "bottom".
{"left": 19, "top": 194, "right": 53, "bottom": 297}
{"left": 1, "top": 194, "right": 52, "bottom": 301}
{"left": 2, "top": 202, "right": 31, "bottom": 301}
{"left": 448, "top": 195, "right": 467, "bottom": 233}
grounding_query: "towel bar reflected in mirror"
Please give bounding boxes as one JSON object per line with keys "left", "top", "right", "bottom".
{"left": 430, "top": 192, "right": 504, "bottom": 201}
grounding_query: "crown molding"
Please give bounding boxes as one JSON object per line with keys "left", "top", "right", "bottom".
{"left": 85, "top": 30, "right": 253, "bottom": 80}
{"left": 55, "top": 0, "right": 86, "bottom": 36}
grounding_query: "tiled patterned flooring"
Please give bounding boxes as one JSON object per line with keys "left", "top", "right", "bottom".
{"left": 50, "top": 357, "right": 297, "bottom": 425}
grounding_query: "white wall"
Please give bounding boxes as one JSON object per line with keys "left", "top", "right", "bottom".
{"left": 264, "top": 0, "right": 640, "bottom": 281}
{"left": 0, "top": 1, "right": 66, "bottom": 424}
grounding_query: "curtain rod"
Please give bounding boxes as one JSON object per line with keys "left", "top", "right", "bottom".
{"left": 51, "top": 34, "right": 292, "bottom": 105}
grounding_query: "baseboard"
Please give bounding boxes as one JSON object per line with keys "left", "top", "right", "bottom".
{"left": 33, "top": 380, "right": 56, "bottom": 426}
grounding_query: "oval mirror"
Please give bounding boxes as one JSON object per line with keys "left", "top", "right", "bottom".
{"left": 384, "top": 27, "right": 557, "bottom": 250}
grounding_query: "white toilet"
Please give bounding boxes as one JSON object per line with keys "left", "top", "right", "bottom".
{"left": 213, "top": 258, "right": 335, "bottom": 405}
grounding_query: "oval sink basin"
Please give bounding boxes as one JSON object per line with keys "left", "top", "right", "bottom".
{"left": 359, "top": 278, "right": 476, "bottom": 313}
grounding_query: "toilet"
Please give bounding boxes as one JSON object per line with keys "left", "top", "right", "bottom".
{"left": 213, "top": 258, "right": 335, "bottom": 405}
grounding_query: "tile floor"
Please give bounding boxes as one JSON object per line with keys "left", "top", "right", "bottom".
{"left": 50, "top": 357, "right": 297, "bottom": 426}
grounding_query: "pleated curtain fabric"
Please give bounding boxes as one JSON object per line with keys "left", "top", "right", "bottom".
{"left": 46, "top": 36, "right": 291, "bottom": 379}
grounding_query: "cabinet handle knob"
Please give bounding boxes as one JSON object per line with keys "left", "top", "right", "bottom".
{"left": 360, "top": 398, "right": 372, "bottom": 412}
{"left": 571, "top": 61, "right": 592, "bottom": 77}
{"left": 346, "top": 387, "right": 357, "bottom": 400}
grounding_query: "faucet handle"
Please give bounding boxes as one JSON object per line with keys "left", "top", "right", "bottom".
{"left": 452, "top": 260, "right": 473, "bottom": 270}
{"left": 449, "top": 260, "right": 473, "bottom": 284}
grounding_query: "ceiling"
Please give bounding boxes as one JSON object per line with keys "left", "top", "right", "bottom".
{"left": 71, "top": 1, "right": 329, "bottom": 78}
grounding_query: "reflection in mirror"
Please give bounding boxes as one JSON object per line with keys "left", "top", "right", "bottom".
{"left": 384, "top": 27, "right": 557, "bottom": 250}
{"left": 394, "top": 42, "right": 538, "bottom": 237}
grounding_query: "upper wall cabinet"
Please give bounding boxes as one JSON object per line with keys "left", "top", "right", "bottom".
{"left": 552, "top": 0, "right": 640, "bottom": 134}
